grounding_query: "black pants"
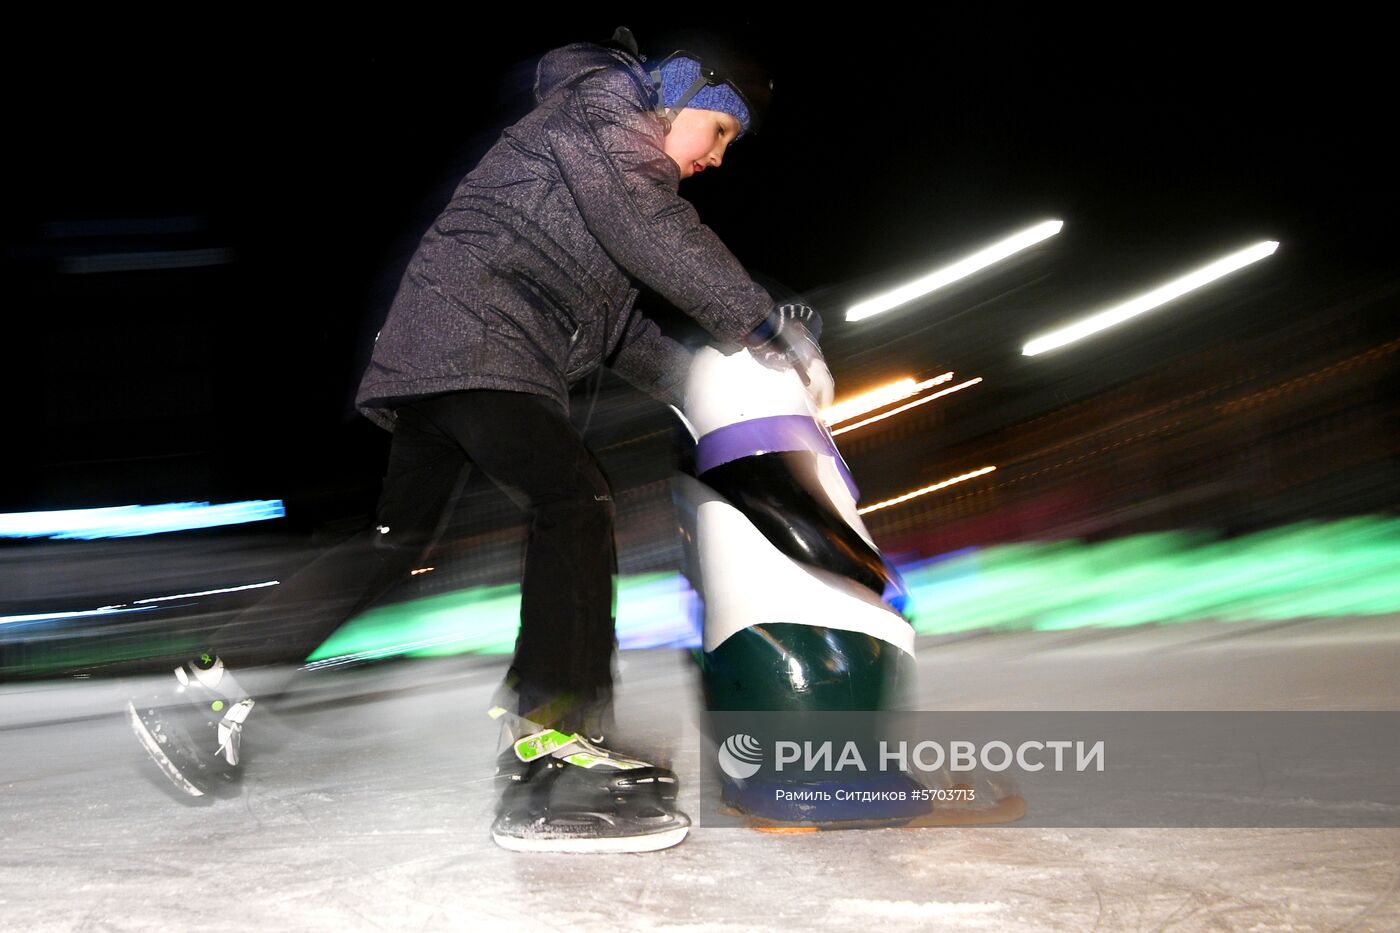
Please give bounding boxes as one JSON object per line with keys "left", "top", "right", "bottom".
{"left": 215, "top": 390, "right": 618, "bottom": 731}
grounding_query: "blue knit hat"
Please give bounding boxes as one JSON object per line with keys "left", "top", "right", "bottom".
{"left": 656, "top": 55, "right": 751, "bottom": 136}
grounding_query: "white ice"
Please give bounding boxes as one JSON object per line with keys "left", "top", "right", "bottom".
{"left": 3, "top": 615, "right": 1399, "bottom": 932}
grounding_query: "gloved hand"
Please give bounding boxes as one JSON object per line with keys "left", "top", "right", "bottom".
{"left": 745, "top": 303, "right": 822, "bottom": 352}
{"left": 743, "top": 303, "right": 834, "bottom": 407}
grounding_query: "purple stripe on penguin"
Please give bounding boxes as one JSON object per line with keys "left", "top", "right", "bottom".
{"left": 696, "top": 415, "right": 860, "bottom": 501}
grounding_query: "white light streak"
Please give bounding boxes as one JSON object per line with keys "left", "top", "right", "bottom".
{"left": 1, "top": 580, "right": 280, "bottom": 627}
{"left": 847, "top": 220, "right": 1064, "bottom": 322}
{"left": 822, "top": 373, "right": 953, "bottom": 426}
{"left": 0, "top": 606, "right": 153, "bottom": 626}
{"left": 1022, "top": 240, "right": 1280, "bottom": 356}
{"left": 831, "top": 378, "right": 983, "bottom": 437}
{"left": 857, "top": 466, "right": 998, "bottom": 515}
{"left": 131, "top": 581, "right": 280, "bottom": 605}
{"left": 0, "top": 500, "right": 286, "bottom": 540}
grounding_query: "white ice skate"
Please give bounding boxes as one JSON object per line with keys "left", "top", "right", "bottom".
{"left": 128, "top": 655, "right": 255, "bottom": 797}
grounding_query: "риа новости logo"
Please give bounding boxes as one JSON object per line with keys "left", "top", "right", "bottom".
{"left": 717, "top": 733, "right": 763, "bottom": 779}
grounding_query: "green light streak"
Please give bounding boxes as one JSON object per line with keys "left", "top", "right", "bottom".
{"left": 902, "top": 516, "right": 1400, "bottom": 635}
{"left": 306, "top": 583, "right": 523, "bottom": 663}
{"left": 294, "top": 516, "right": 1400, "bottom": 665}
{"left": 306, "top": 573, "right": 691, "bottom": 665}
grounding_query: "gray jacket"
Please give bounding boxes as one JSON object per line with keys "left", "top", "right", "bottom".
{"left": 355, "top": 40, "right": 774, "bottom": 429}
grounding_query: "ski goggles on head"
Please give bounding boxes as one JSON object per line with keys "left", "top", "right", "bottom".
{"left": 650, "top": 50, "right": 766, "bottom": 138}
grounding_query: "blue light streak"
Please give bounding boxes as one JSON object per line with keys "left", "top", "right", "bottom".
{"left": 0, "top": 501, "right": 286, "bottom": 540}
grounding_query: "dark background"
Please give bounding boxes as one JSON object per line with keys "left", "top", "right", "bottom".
{"left": 6, "top": 12, "right": 1392, "bottom": 516}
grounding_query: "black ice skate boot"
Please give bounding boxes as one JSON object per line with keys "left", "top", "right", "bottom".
{"left": 489, "top": 707, "right": 691, "bottom": 853}
{"left": 127, "top": 654, "right": 255, "bottom": 797}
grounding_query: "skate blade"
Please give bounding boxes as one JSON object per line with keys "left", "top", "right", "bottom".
{"left": 726, "top": 795, "right": 1028, "bottom": 832}
{"left": 492, "top": 823, "right": 689, "bottom": 854}
{"left": 126, "top": 701, "right": 205, "bottom": 798}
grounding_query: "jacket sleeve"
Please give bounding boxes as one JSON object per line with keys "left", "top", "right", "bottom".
{"left": 605, "top": 309, "right": 693, "bottom": 409}
{"left": 542, "top": 66, "right": 772, "bottom": 344}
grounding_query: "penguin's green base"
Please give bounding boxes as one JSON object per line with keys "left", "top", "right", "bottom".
{"left": 701, "top": 624, "right": 917, "bottom": 711}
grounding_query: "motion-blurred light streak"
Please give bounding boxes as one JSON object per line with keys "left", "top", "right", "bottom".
{"left": 0, "top": 580, "right": 280, "bottom": 627}
{"left": 900, "top": 517, "right": 1400, "bottom": 635}
{"left": 831, "top": 378, "right": 983, "bottom": 437}
{"left": 846, "top": 220, "right": 1064, "bottom": 322}
{"left": 293, "top": 518, "right": 1400, "bottom": 668}
{"left": 1022, "top": 240, "right": 1280, "bottom": 356}
{"left": 131, "top": 581, "right": 280, "bottom": 605}
{"left": 60, "top": 247, "right": 236, "bottom": 274}
{"left": 0, "top": 500, "right": 286, "bottom": 540}
{"left": 822, "top": 372, "right": 954, "bottom": 426}
{"left": 857, "top": 466, "right": 998, "bottom": 515}
{"left": 306, "top": 573, "right": 696, "bottom": 666}
{"left": 0, "top": 606, "right": 154, "bottom": 627}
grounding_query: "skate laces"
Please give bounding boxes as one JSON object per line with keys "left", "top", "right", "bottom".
{"left": 489, "top": 706, "right": 648, "bottom": 771}
{"left": 175, "top": 656, "right": 256, "bottom": 766}
{"left": 215, "top": 699, "right": 256, "bottom": 766}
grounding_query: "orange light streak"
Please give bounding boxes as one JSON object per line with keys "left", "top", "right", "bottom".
{"left": 831, "top": 378, "right": 983, "bottom": 437}
{"left": 857, "top": 466, "right": 998, "bottom": 515}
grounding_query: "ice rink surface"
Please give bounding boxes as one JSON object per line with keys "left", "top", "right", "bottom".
{"left": 4, "top": 616, "right": 1400, "bottom": 932}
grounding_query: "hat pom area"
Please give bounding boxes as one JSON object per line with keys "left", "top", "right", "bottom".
{"left": 657, "top": 56, "right": 751, "bottom": 135}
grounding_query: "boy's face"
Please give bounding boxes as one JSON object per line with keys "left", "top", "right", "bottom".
{"left": 663, "top": 107, "right": 743, "bottom": 180}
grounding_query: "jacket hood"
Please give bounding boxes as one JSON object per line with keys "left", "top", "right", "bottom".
{"left": 534, "top": 42, "right": 657, "bottom": 108}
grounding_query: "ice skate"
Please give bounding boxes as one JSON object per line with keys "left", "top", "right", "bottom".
{"left": 127, "top": 655, "right": 255, "bottom": 797}
{"left": 489, "top": 708, "right": 690, "bottom": 853}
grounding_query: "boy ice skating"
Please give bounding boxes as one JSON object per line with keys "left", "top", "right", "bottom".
{"left": 130, "top": 27, "right": 824, "bottom": 853}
